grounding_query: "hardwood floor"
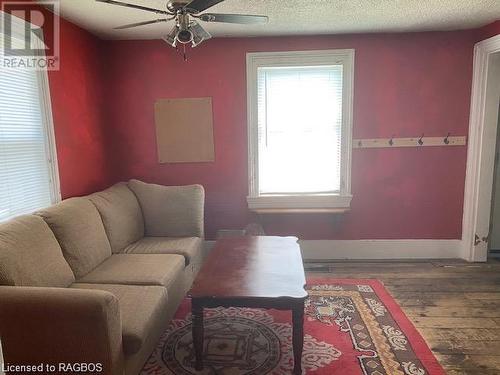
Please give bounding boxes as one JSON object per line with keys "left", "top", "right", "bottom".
{"left": 305, "top": 259, "right": 500, "bottom": 375}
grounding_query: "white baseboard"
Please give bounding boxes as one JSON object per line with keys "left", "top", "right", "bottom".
{"left": 203, "top": 239, "right": 463, "bottom": 260}
{"left": 299, "top": 239, "right": 463, "bottom": 260}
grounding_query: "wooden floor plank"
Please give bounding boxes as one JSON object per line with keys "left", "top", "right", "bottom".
{"left": 465, "top": 292, "right": 500, "bottom": 300}
{"left": 407, "top": 305, "right": 500, "bottom": 318}
{"left": 386, "top": 284, "right": 500, "bottom": 292}
{"left": 411, "top": 316, "right": 499, "bottom": 328}
{"left": 418, "top": 328, "right": 500, "bottom": 341}
{"left": 395, "top": 296, "right": 490, "bottom": 307}
{"left": 435, "top": 354, "right": 500, "bottom": 375}
{"left": 429, "top": 339, "right": 500, "bottom": 356}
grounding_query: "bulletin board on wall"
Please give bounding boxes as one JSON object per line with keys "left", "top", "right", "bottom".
{"left": 154, "top": 97, "right": 215, "bottom": 163}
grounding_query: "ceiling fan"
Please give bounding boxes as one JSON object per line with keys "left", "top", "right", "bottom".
{"left": 96, "top": 0, "right": 269, "bottom": 48}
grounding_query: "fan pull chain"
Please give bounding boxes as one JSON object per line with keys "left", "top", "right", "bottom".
{"left": 173, "top": 44, "right": 188, "bottom": 62}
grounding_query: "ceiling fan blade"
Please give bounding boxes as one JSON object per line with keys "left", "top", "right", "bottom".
{"left": 96, "top": 0, "right": 169, "bottom": 15}
{"left": 114, "top": 19, "right": 167, "bottom": 30}
{"left": 184, "top": 0, "right": 225, "bottom": 13}
{"left": 199, "top": 13, "right": 268, "bottom": 24}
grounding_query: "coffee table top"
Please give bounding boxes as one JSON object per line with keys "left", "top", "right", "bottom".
{"left": 189, "top": 236, "right": 307, "bottom": 300}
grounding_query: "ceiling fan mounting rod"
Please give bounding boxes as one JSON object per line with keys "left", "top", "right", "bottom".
{"left": 167, "top": 0, "right": 192, "bottom": 13}
{"left": 178, "top": 13, "right": 190, "bottom": 30}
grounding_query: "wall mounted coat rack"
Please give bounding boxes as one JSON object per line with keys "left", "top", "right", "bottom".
{"left": 353, "top": 134, "right": 466, "bottom": 149}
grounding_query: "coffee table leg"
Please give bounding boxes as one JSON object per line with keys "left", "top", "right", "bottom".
{"left": 192, "top": 299, "right": 204, "bottom": 370}
{"left": 292, "top": 301, "right": 304, "bottom": 375}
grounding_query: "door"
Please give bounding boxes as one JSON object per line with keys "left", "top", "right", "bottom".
{"left": 488, "top": 108, "right": 500, "bottom": 258}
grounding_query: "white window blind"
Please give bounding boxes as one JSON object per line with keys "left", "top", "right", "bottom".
{"left": 257, "top": 65, "right": 343, "bottom": 194}
{"left": 0, "top": 26, "right": 59, "bottom": 221}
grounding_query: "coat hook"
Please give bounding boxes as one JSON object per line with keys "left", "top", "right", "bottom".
{"left": 418, "top": 133, "right": 424, "bottom": 146}
{"left": 388, "top": 134, "right": 395, "bottom": 146}
{"left": 444, "top": 132, "right": 451, "bottom": 145}
{"left": 358, "top": 140, "right": 363, "bottom": 147}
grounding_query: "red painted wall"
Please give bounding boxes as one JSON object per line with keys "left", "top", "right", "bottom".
{"left": 102, "top": 30, "right": 479, "bottom": 240}
{"left": 0, "top": 0, "right": 112, "bottom": 198}
{"left": 480, "top": 20, "right": 500, "bottom": 40}
{"left": 47, "top": 18, "right": 112, "bottom": 198}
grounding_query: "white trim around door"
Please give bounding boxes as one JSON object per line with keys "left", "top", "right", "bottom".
{"left": 462, "top": 34, "right": 500, "bottom": 262}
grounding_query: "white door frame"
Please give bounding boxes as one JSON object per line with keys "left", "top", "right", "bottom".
{"left": 462, "top": 35, "right": 500, "bottom": 261}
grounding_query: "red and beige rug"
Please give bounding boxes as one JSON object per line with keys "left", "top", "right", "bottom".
{"left": 141, "top": 279, "right": 445, "bottom": 375}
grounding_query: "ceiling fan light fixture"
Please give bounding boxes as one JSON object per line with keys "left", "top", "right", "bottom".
{"left": 163, "top": 25, "right": 179, "bottom": 47}
{"left": 190, "top": 21, "right": 211, "bottom": 47}
{"left": 177, "top": 29, "right": 193, "bottom": 44}
{"left": 191, "top": 33, "right": 205, "bottom": 47}
{"left": 163, "top": 35, "right": 177, "bottom": 47}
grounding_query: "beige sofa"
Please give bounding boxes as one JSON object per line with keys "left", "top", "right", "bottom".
{"left": 0, "top": 179, "right": 205, "bottom": 375}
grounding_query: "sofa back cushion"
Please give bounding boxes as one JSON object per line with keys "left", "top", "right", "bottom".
{"left": 37, "top": 198, "right": 112, "bottom": 278}
{"left": 88, "top": 183, "right": 144, "bottom": 253}
{"left": 0, "top": 215, "right": 75, "bottom": 287}
{"left": 128, "top": 179, "right": 204, "bottom": 238}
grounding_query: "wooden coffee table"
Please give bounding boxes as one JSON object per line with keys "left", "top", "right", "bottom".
{"left": 188, "top": 236, "right": 308, "bottom": 374}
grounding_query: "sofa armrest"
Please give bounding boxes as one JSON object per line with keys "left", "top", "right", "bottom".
{"left": 128, "top": 179, "right": 205, "bottom": 238}
{"left": 0, "top": 286, "right": 123, "bottom": 375}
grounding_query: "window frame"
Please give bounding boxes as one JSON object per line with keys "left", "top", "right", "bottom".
{"left": 246, "top": 49, "right": 355, "bottom": 211}
{"left": 35, "top": 43, "right": 61, "bottom": 206}
{"left": 0, "top": 11, "right": 61, "bottom": 220}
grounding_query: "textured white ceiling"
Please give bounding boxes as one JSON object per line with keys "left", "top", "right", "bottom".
{"left": 55, "top": 0, "right": 500, "bottom": 40}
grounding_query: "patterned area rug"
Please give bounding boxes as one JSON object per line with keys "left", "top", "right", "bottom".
{"left": 141, "top": 279, "right": 444, "bottom": 374}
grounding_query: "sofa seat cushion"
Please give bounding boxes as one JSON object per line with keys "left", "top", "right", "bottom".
{"left": 77, "top": 254, "right": 184, "bottom": 290}
{"left": 0, "top": 215, "right": 75, "bottom": 287}
{"left": 123, "top": 237, "right": 202, "bottom": 266}
{"left": 128, "top": 179, "right": 204, "bottom": 238}
{"left": 88, "top": 183, "right": 145, "bottom": 253}
{"left": 36, "top": 198, "right": 112, "bottom": 278}
{"left": 71, "top": 283, "right": 168, "bottom": 356}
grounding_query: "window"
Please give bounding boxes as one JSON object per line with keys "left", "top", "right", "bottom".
{"left": 246, "top": 50, "right": 354, "bottom": 211}
{"left": 0, "top": 13, "right": 60, "bottom": 221}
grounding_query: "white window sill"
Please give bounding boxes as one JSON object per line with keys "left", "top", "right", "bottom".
{"left": 247, "top": 194, "right": 353, "bottom": 212}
